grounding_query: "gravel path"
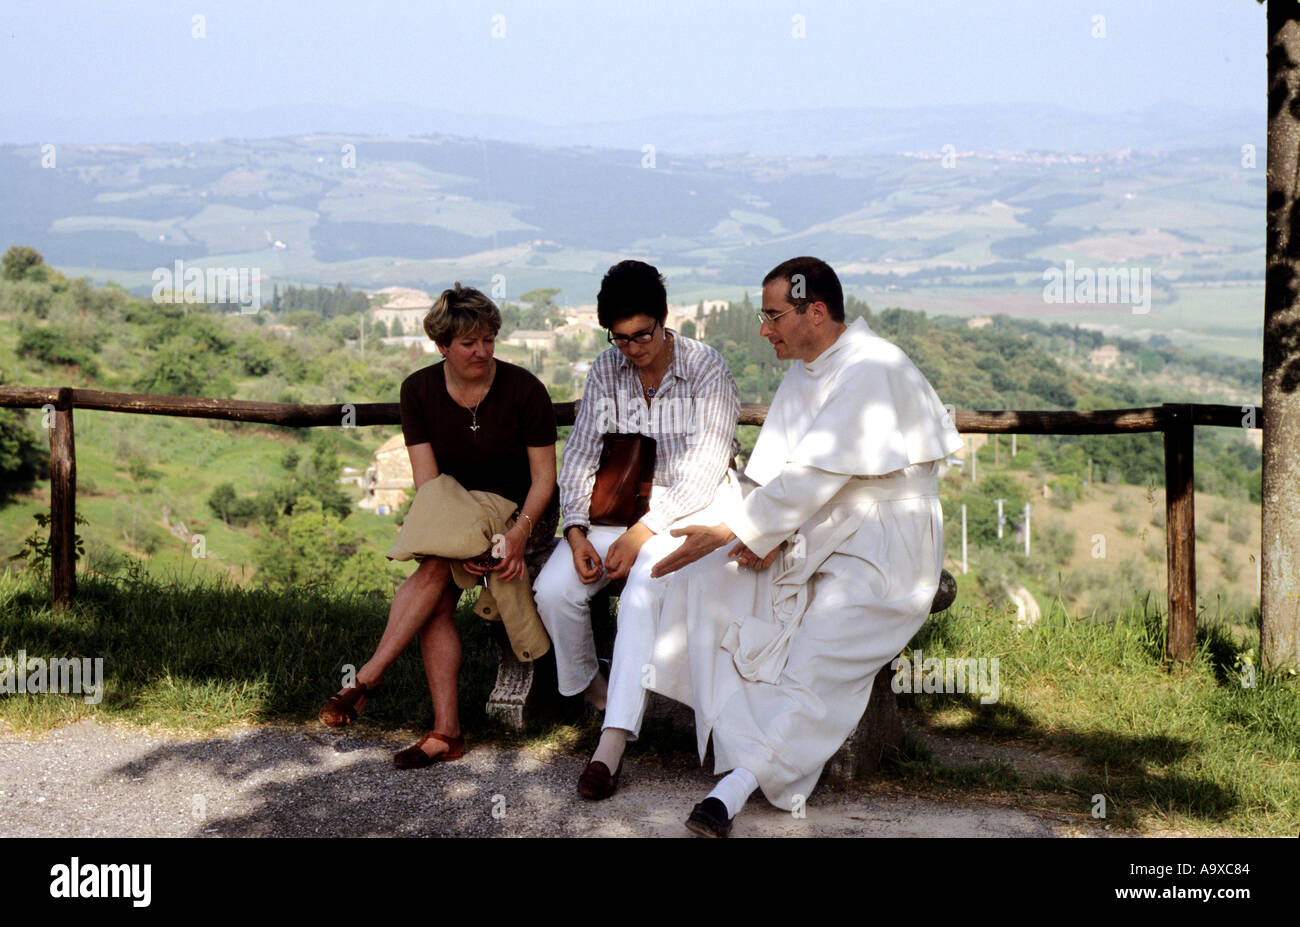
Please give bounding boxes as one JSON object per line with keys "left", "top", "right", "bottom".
{"left": 1, "top": 719, "right": 1097, "bottom": 838}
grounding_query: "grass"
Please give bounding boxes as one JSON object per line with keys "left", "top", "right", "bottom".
{"left": 1, "top": 567, "right": 1295, "bottom": 836}
{"left": 0, "top": 565, "right": 500, "bottom": 734}
{"left": 886, "top": 595, "right": 1298, "bottom": 836}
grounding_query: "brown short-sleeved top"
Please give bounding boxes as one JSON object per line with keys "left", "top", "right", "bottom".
{"left": 399, "top": 360, "right": 557, "bottom": 508}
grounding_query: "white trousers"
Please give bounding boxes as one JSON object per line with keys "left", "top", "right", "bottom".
{"left": 534, "top": 478, "right": 737, "bottom": 738}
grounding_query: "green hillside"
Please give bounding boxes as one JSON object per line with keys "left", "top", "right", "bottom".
{"left": 1, "top": 247, "right": 1261, "bottom": 626}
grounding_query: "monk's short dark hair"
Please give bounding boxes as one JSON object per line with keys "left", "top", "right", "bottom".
{"left": 597, "top": 260, "right": 668, "bottom": 329}
{"left": 763, "top": 256, "right": 844, "bottom": 322}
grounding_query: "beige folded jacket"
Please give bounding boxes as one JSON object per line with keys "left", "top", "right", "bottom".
{"left": 386, "top": 473, "right": 551, "bottom": 662}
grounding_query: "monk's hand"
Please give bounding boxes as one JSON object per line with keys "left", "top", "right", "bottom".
{"left": 604, "top": 522, "right": 653, "bottom": 581}
{"left": 650, "top": 523, "right": 736, "bottom": 578}
{"left": 727, "top": 540, "right": 781, "bottom": 571}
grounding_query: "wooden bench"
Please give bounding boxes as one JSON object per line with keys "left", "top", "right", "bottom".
{"left": 485, "top": 538, "right": 957, "bottom": 779}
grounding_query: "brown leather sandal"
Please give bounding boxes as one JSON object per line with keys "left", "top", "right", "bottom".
{"left": 317, "top": 680, "right": 378, "bottom": 728}
{"left": 393, "top": 731, "right": 465, "bottom": 769}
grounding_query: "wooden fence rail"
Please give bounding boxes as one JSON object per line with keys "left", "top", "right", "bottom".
{"left": 0, "top": 386, "right": 1260, "bottom": 662}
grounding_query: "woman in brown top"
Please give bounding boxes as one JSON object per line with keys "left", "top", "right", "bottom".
{"left": 318, "top": 284, "right": 557, "bottom": 766}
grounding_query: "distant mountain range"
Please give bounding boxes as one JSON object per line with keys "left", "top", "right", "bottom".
{"left": 1, "top": 102, "right": 1263, "bottom": 156}
{"left": 0, "top": 113, "right": 1265, "bottom": 361}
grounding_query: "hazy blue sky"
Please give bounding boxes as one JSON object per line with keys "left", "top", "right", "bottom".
{"left": 3, "top": 0, "right": 1263, "bottom": 132}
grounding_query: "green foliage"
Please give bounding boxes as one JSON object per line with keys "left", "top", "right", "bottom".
{"left": 944, "top": 473, "right": 1028, "bottom": 550}
{"left": 206, "top": 482, "right": 259, "bottom": 527}
{"left": 252, "top": 438, "right": 353, "bottom": 524}
{"left": 700, "top": 294, "right": 786, "bottom": 402}
{"left": 2, "top": 245, "right": 45, "bottom": 282}
{"left": 236, "top": 336, "right": 275, "bottom": 376}
{"left": 1, "top": 279, "right": 54, "bottom": 318}
{"left": 135, "top": 333, "right": 235, "bottom": 397}
{"left": 252, "top": 496, "right": 361, "bottom": 589}
{"left": 518, "top": 288, "right": 562, "bottom": 330}
{"left": 275, "top": 282, "right": 369, "bottom": 320}
{"left": 17, "top": 325, "right": 100, "bottom": 376}
{"left": 1034, "top": 519, "right": 1077, "bottom": 567}
{"left": 1048, "top": 473, "right": 1084, "bottom": 510}
{"left": 282, "top": 310, "right": 322, "bottom": 331}
{"left": 0, "top": 407, "right": 46, "bottom": 494}
{"left": 9, "top": 511, "right": 87, "bottom": 578}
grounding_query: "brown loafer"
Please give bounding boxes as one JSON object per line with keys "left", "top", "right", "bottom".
{"left": 318, "top": 680, "right": 378, "bottom": 728}
{"left": 576, "top": 759, "right": 622, "bottom": 800}
{"left": 394, "top": 731, "right": 465, "bottom": 769}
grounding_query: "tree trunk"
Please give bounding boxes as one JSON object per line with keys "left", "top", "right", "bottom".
{"left": 1263, "top": 4, "right": 1300, "bottom": 672}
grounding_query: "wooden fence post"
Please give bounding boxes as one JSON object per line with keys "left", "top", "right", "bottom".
{"left": 1163, "top": 403, "right": 1196, "bottom": 661}
{"left": 49, "top": 388, "right": 77, "bottom": 610}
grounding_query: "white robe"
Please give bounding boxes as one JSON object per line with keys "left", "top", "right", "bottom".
{"left": 647, "top": 317, "right": 963, "bottom": 809}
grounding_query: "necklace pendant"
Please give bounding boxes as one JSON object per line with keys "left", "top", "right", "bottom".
{"left": 645, "top": 387, "right": 656, "bottom": 398}
{"left": 469, "top": 424, "right": 480, "bottom": 432}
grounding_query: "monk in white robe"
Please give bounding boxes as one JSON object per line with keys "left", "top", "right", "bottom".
{"left": 650, "top": 257, "right": 962, "bottom": 835}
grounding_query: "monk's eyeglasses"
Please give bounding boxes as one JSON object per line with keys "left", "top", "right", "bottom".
{"left": 756, "top": 305, "right": 801, "bottom": 326}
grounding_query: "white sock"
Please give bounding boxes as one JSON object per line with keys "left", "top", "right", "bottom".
{"left": 591, "top": 727, "right": 628, "bottom": 771}
{"left": 706, "top": 768, "right": 758, "bottom": 819}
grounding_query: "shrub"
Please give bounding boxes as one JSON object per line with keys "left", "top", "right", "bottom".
{"left": 1049, "top": 474, "right": 1084, "bottom": 510}
{"left": 16, "top": 325, "right": 100, "bottom": 376}
{"left": 207, "top": 483, "right": 260, "bottom": 527}
{"left": 1, "top": 279, "right": 53, "bottom": 318}
{"left": 1035, "top": 520, "right": 1077, "bottom": 567}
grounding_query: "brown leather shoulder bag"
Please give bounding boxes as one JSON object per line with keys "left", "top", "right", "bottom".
{"left": 589, "top": 433, "right": 657, "bottom": 526}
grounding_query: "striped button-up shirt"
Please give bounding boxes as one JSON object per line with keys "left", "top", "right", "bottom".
{"left": 559, "top": 330, "right": 741, "bottom": 535}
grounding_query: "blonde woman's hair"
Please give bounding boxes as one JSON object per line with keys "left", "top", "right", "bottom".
{"left": 423, "top": 283, "right": 502, "bottom": 346}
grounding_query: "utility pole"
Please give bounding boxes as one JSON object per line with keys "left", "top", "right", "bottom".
{"left": 996, "top": 498, "right": 1006, "bottom": 539}
{"left": 961, "top": 503, "right": 968, "bottom": 575}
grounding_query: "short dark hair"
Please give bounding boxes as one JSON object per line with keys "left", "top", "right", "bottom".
{"left": 762, "top": 256, "right": 844, "bottom": 322}
{"left": 597, "top": 260, "right": 668, "bottom": 329}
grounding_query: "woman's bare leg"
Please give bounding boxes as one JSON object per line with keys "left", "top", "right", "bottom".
{"left": 411, "top": 583, "right": 464, "bottom": 757}
{"left": 346, "top": 558, "right": 453, "bottom": 705}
